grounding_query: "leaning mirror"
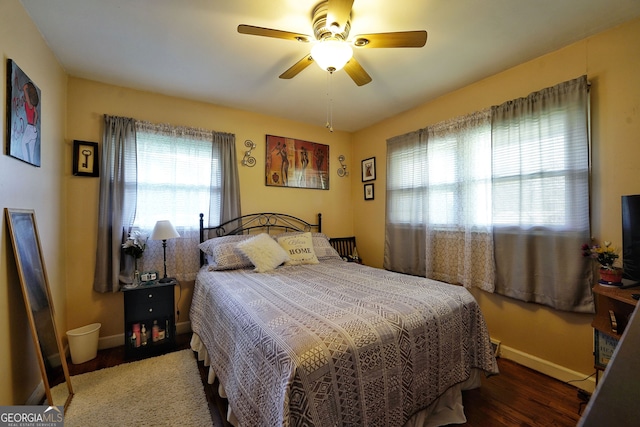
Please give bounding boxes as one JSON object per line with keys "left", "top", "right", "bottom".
{"left": 5, "top": 208, "right": 73, "bottom": 412}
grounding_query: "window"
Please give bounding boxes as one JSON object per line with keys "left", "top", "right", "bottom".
{"left": 133, "top": 128, "right": 221, "bottom": 229}
{"left": 386, "top": 76, "right": 592, "bottom": 312}
{"left": 95, "top": 115, "right": 239, "bottom": 293}
{"left": 129, "top": 122, "right": 223, "bottom": 281}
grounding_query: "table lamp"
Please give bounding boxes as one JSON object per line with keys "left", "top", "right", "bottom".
{"left": 151, "top": 220, "right": 180, "bottom": 283}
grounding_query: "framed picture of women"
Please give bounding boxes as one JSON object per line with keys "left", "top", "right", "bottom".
{"left": 6, "top": 59, "right": 42, "bottom": 167}
{"left": 265, "top": 135, "right": 329, "bottom": 190}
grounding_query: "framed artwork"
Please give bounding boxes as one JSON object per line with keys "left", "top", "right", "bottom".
{"left": 6, "top": 59, "right": 42, "bottom": 167}
{"left": 72, "top": 140, "right": 99, "bottom": 177}
{"left": 364, "top": 183, "right": 374, "bottom": 200}
{"left": 361, "top": 157, "right": 376, "bottom": 182}
{"left": 265, "top": 135, "right": 329, "bottom": 190}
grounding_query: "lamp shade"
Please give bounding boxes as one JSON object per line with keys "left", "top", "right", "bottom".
{"left": 311, "top": 39, "right": 353, "bottom": 72}
{"left": 150, "top": 220, "right": 180, "bottom": 241}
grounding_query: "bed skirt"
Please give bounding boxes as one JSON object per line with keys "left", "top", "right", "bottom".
{"left": 191, "top": 333, "right": 483, "bottom": 427}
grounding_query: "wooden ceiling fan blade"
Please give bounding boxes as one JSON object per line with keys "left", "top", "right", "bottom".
{"left": 344, "top": 58, "right": 372, "bottom": 86}
{"left": 279, "top": 54, "right": 315, "bottom": 79}
{"left": 352, "top": 31, "right": 428, "bottom": 48}
{"left": 326, "top": 0, "right": 354, "bottom": 32}
{"left": 238, "top": 24, "right": 312, "bottom": 42}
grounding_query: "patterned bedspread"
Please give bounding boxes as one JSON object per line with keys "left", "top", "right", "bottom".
{"left": 190, "top": 260, "right": 498, "bottom": 427}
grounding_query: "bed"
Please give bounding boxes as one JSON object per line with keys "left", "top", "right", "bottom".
{"left": 190, "top": 213, "right": 498, "bottom": 427}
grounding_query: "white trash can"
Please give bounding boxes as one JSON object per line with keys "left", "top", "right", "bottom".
{"left": 67, "top": 323, "right": 101, "bottom": 364}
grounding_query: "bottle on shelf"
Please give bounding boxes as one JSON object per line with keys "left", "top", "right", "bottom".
{"left": 152, "top": 320, "right": 159, "bottom": 342}
{"left": 141, "top": 323, "right": 147, "bottom": 346}
{"left": 132, "top": 323, "right": 141, "bottom": 348}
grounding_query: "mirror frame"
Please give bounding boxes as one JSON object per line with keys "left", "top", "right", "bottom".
{"left": 5, "top": 208, "right": 73, "bottom": 412}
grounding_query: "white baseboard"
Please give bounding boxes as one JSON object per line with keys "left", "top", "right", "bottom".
{"left": 98, "top": 321, "right": 192, "bottom": 350}
{"left": 499, "top": 343, "right": 596, "bottom": 393}
{"left": 26, "top": 380, "right": 45, "bottom": 405}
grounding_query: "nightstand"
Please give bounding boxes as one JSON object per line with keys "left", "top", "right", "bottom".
{"left": 123, "top": 281, "right": 177, "bottom": 360}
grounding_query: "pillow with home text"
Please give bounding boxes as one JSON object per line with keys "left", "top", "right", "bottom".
{"left": 277, "top": 232, "right": 320, "bottom": 266}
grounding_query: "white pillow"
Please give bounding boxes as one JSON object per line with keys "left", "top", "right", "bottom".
{"left": 236, "top": 233, "right": 290, "bottom": 272}
{"left": 277, "top": 232, "right": 320, "bottom": 265}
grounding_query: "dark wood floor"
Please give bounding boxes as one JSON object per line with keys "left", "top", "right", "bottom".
{"left": 62, "top": 334, "right": 586, "bottom": 426}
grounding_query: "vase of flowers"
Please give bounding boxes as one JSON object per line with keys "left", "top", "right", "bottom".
{"left": 122, "top": 230, "right": 148, "bottom": 287}
{"left": 581, "top": 241, "right": 623, "bottom": 284}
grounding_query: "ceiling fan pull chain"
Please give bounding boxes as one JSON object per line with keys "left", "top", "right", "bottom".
{"left": 326, "top": 71, "right": 334, "bottom": 132}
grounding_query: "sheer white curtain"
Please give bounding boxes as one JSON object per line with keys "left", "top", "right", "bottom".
{"left": 424, "top": 110, "right": 495, "bottom": 291}
{"left": 491, "top": 75, "right": 593, "bottom": 312}
{"left": 385, "top": 110, "right": 494, "bottom": 291}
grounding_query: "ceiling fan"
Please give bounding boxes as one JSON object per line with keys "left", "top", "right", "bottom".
{"left": 238, "top": 0, "right": 427, "bottom": 86}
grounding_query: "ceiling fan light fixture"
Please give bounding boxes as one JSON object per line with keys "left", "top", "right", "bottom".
{"left": 311, "top": 39, "right": 353, "bottom": 72}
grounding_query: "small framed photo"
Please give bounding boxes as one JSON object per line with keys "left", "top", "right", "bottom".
{"left": 364, "top": 183, "right": 374, "bottom": 200}
{"left": 361, "top": 157, "right": 376, "bottom": 182}
{"left": 72, "top": 140, "right": 99, "bottom": 177}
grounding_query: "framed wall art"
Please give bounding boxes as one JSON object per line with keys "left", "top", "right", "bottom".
{"left": 364, "top": 183, "right": 374, "bottom": 200}
{"left": 265, "top": 135, "right": 329, "bottom": 190}
{"left": 6, "top": 59, "right": 42, "bottom": 167}
{"left": 72, "top": 140, "right": 99, "bottom": 177}
{"left": 361, "top": 157, "right": 376, "bottom": 182}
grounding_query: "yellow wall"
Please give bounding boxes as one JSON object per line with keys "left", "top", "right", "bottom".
{"left": 0, "top": 0, "right": 68, "bottom": 405}
{"left": 65, "top": 78, "right": 354, "bottom": 339}
{"left": 352, "top": 18, "right": 640, "bottom": 381}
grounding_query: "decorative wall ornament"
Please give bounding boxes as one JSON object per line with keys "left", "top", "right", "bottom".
{"left": 337, "top": 155, "right": 348, "bottom": 177}
{"left": 6, "top": 59, "right": 42, "bottom": 167}
{"left": 265, "top": 135, "right": 329, "bottom": 190}
{"left": 241, "top": 140, "right": 256, "bottom": 167}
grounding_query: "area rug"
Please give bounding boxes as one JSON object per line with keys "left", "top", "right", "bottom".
{"left": 51, "top": 349, "right": 213, "bottom": 427}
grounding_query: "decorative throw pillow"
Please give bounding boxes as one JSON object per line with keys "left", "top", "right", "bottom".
{"left": 276, "top": 232, "right": 341, "bottom": 260}
{"left": 198, "top": 235, "right": 253, "bottom": 271}
{"left": 236, "top": 233, "right": 290, "bottom": 272}
{"left": 310, "top": 233, "right": 342, "bottom": 260}
{"left": 277, "top": 232, "right": 320, "bottom": 265}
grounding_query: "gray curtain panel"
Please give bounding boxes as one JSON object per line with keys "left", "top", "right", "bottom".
{"left": 215, "top": 131, "right": 241, "bottom": 226}
{"left": 93, "top": 115, "right": 137, "bottom": 293}
{"left": 492, "top": 75, "right": 593, "bottom": 312}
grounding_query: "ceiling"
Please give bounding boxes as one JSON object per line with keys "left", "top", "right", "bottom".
{"left": 20, "top": 0, "right": 640, "bottom": 132}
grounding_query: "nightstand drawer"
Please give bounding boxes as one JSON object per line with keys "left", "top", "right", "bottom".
{"left": 124, "top": 286, "right": 173, "bottom": 319}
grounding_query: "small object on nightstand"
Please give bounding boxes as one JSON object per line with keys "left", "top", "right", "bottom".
{"left": 152, "top": 320, "right": 159, "bottom": 342}
{"left": 141, "top": 324, "right": 147, "bottom": 346}
{"left": 150, "top": 220, "right": 180, "bottom": 283}
{"left": 632, "top": 293, "right": 640, "bottom": 300}
{"left": 132, "top": 323, "right": 141, "bottom": 348}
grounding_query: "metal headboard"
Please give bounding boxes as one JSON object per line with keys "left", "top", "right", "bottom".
{"left": 199, "top": 212, "right": 322, "bottom": 266}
